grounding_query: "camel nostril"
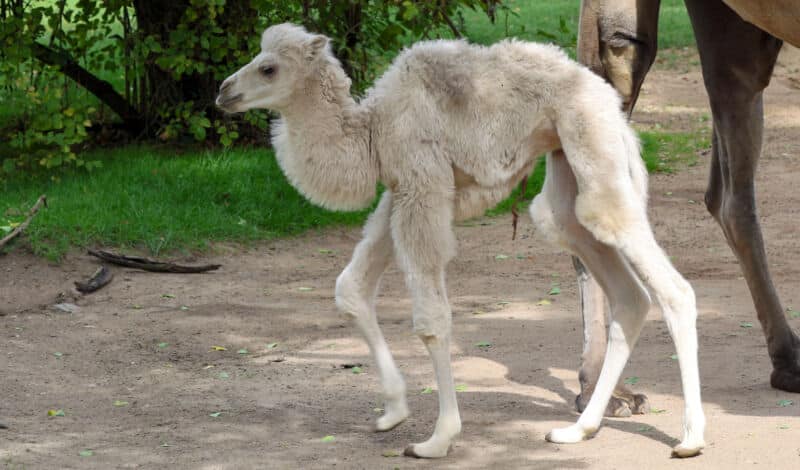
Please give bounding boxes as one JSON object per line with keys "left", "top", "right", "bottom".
{"left": 219, "top": 80, "right": 233, "bottom": 93}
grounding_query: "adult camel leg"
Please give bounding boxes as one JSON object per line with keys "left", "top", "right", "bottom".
{"left": 574, "top": 256, "right": 649, "bottom": 417}
{"left": 685, "top": 0, "right": 800, "bottom": 392}
{"left": 335, "top": 191, "right": 409, "bottom": 431}
{"left": 573, "top": 0, "right": 661, "bottom": 415}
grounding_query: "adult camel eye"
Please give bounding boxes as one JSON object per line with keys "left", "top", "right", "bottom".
{"left": 261, "top": 65, "right": 276, "bottom": 77}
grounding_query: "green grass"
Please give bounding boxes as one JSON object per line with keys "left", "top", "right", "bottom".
{"left": 0, "top": 146, "right": 372, "bottom": 260}
{"left": 640, "top": 129, "right": 710, "bottom": 173}
{"left": 461, "top": 0, "right": 695, "bottom": 52}
{"left": 1, "top": 129, "right": 706, "bottom": 260}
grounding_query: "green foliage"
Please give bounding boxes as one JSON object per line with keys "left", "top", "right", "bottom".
{"left": 0, "top": 0, "right": 498, "bottom": 179}
{"left": 0, "top": 146, "right": 375, "bottom": 260}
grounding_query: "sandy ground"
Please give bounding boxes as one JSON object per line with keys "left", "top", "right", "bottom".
{"left": 1, "top": 49, "right": 799, "bottom": 469}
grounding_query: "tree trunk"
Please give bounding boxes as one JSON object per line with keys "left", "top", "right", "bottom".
{"left": 31, "top": 43, "right": 144, "bottom": 134}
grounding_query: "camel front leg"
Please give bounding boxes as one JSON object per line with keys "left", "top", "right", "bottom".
{"left": 685, "top": 0, "right": 800, "bottom": 393}
{"left": 391, "top": 190, "right": 460, "bottom": 459}
{"left": 335, "top": 191, "right": 409, "bottom": 431}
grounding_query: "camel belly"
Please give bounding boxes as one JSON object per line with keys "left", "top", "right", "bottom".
{"left": 723, "top": 0, "right": 800, "bottom": 47}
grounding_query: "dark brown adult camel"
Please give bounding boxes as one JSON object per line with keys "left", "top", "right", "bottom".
{"left": 571, "top": 0, "right": 800, "bottom": 417}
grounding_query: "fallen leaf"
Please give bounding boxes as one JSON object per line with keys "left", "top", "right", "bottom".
{"left": 53, "top": 352, "right": 63, "bottom": 358}
{"left": 778, "top": 399, "right": 793, "bottom": 407}
{"left": 778, "top": 424, "right": 789, "bottom": 430}
{"left": 237, "top": 348, "right": 249, "bottom": 355}
{"left": 382, "top": 450, "right": 400, "bottom": 457}
{"left": 475, "top": 341, "right": 492, "bottom": 348}
{"left": 495, "top": 254, "right": 509, "bottom": 260}
{"left": 650, "top": 407, "right": 666, "bottom": 414}
{"left": 160, "top": 442, "right": 171, "bottom": 447}
{"left": 787, "top": 308, "right": 800, "bottom": 319}
{"left": 351, "top": 366, "right": 363, "bottom": 374}
{"left": 321, "top": 435, "right": 335, "bottom": 442}
{"left": 455, "top": 384, "right": 468, "bottom": 392}
{"left": 218, "top": 372, "right": 229, "bottom": 379}
{"left": 548, "top": 286, "right": 561, "bottom": 295}
{"left": 740, "top": 321, "right": 753, "bottom": 328}
{"left": 209, "top": 412, "right": 222, "bottom": 418}
{"left": 157, "top": 342, "right": 169, "bottom": 349}
{"left": 624, "top": 376, "right": 639, "bottom": 385}
{"left": 297, "top": 287, "right": 314, "bottom": 292}
{"left": 211, "top": 346, "right": 227, "bottom": 351}
{"left": 536, "top": 299, "right": 551, "bottom": 306}
{"left": 113, "top": 400, "right": 129, "bottom": 407}
{"left": 161, "top": 294, "right": 175, "bottom": 299}
{"left": 472, "top": 310, "right": 486, "bottom": 315}
{"left": 669, "top": 354, "right": 678, "bottom": 361}
{"left": 497, "top": 301, "right": 510, "bottom": 306}
{"left": 132, "top": 304, "right": 143, "bottom": 309}
{"left": 373, "top": 407, "right": 384, "bottom": 413}
{"left": 637, "top": 426, "right": 653, "bottom": 432}
{"left": 202, "top": 364, "right": 215, "bottom": 369}
{"left": 180, "top": 306, "right": 189, "bottom": 311}
{"left": 266, "top": 342, "right": 278, "bottom": 349}
{"left": 420, "top": 387, "right": 433, "bottom": 394}
{"left": 48, "top": 409, "right": 65, "bottom": 417}
{"left": 318, "top": 249, "right": 334, "bottom": 254}
{"left": 78, "top": 450, "right": 93, "bottom": 457}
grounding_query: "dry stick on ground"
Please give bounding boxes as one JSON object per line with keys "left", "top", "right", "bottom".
{"left": 87, "top": 249, "right": 221, "bottom": 273}
{"left": 0, "top": 195, "right": 47, "bottom": 250}
{"left": 74, "top": 266, "right": 114, "bottom": 294}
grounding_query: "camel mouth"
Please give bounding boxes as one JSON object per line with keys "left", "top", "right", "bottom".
{"left": 215, "top": 93, "right": 243, "bottom": 111}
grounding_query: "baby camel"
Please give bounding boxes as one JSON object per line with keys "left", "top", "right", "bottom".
{"left": 216, "top": 23, "right": 705, "bottom": 459}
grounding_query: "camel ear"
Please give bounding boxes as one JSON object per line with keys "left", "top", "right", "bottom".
{"left": 304, "top": 34, "right": 328, "bottom": 60}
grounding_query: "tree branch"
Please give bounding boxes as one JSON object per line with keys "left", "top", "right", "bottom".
{"left": 31, "top": 42, "right": 143, "bottom": 133}
{"left": 0, "top": 195, "right": 47, "bottom": 250}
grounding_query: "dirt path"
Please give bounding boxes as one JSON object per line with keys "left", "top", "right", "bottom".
{"left": 2, "top": 50, "right": 799, "bottom": 469}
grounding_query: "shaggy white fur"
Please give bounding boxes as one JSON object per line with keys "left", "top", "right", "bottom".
{"left": 217, "top": 23, "right": 705, "bottom": 459}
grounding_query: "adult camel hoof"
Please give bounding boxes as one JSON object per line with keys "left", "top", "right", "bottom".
{"left": 770, "top": 366, "right": 800, "bottom": 392}
{"left": 576, "top": 391, "right": 650, "bottom": 417}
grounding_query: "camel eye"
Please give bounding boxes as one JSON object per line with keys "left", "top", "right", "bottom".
{"left": 261, "top": 65, "right": 276, "bottom": 77}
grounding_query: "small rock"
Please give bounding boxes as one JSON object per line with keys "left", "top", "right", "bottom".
{"left": 53, "top": 303, "right": 80, "bottom": 314}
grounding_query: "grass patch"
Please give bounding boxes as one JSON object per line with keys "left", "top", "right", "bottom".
{"left": 461, "top": 0, "right": 694, "bottom": 53}
{"left": 639, "top": 129, "right": 710, "bottom": 173}
{"left": 0, "top": 146, "right": 373, "bottom": 260}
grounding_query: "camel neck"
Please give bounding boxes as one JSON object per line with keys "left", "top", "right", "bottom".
{"left": 271, "top": 71, "right": 378, "bottom": 211}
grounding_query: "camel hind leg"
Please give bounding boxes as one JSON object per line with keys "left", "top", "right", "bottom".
{"left": 534, "top": 151, "right": 705, "bottom": 456}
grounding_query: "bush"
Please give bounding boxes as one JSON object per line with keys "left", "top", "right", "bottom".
{"left": 0, "top": 0, "right": 500, "bottom": 178}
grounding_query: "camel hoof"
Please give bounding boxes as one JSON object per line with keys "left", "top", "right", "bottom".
{"left": 671, "top": 441, "right": 705, "bottom": 458}
{"left": 576, "top": 392, "right": 650, "bottom": 417}
{"left": 375, "top": 408, "right": 409, "bottom": 432}
{"left": 545, "top": 424, "right": 595, "bottom": 444}
{"left": 770, "top": 365, "right": 800, "bottom": 392}
{"left": 403, "top": 443, "right": 452, "bottom": 459}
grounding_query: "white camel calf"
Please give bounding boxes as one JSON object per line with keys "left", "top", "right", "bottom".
{"left": 216, "top": 23, "right": 706, "bottom": 459}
